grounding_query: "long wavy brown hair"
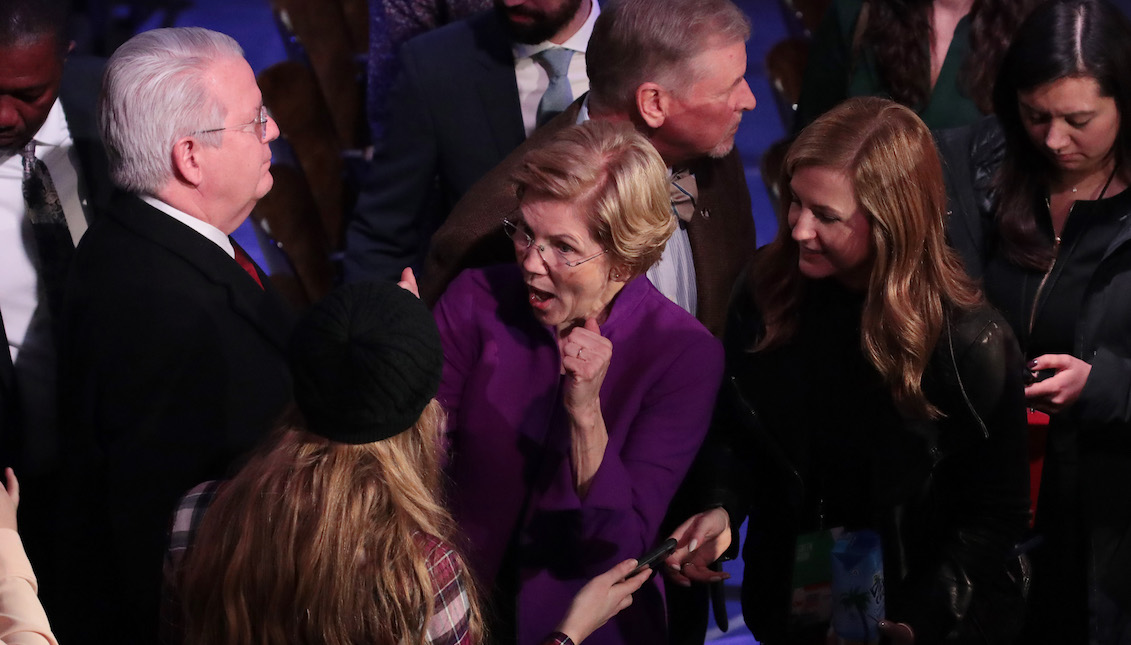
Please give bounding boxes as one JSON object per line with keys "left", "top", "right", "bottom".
{"left": 864, "top": 0, "right": 1038, "bottom": 114}
{"left": 178, "top": 401, "right": 484, "bottom": 645}
{"left": 753, "top": 97, "right": 982, "bottom": 418}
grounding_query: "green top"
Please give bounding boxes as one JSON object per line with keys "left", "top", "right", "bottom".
{"left": 794, "top": 0, "right": 983, "bottom": 132}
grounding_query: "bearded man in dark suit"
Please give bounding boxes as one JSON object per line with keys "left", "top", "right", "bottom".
{"left": 54, "top": 27, "right": 294, "bottom": 645}
{"left": 346, "top": 0, "right": 599, "bottom": 282}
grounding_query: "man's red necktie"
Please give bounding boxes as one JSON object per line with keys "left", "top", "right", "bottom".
{"left": 232, "top": 243, "right": 264, "bottom": 290}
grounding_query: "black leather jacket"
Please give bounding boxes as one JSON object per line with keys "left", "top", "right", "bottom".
{"left": 935, "top": 116, "right": 1006, "bottom": 282}
{"left": 938, "top": 115, "right": 1131, "bottom": 616}
{"left": 700, "top": 276, "right": 1030, "bottom": 645}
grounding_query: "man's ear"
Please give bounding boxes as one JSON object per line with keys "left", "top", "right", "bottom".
{"left": 171, "top": 136, "right": 204, "bottom": 186}
{"left": 635, "top": 82, "right": 668, "bottom": 129}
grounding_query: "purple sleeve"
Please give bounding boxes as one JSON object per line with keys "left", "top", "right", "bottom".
{"left": 432, "top": 271, "right": 483, "bottom": 460}
{"left": 536, "top": 330, "right": 725, "bottom": 562}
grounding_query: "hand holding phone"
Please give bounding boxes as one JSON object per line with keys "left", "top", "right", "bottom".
{"left": 1024, "top": 368, "right": 1057, "bottom": 385}
{"left": 625, "top": 538, "right": 677, "bottom": 580}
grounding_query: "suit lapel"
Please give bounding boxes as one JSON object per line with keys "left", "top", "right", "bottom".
{"left": 686, "top": 155, "right": 726, "bottom": 314}
{"left": 469, "top": 12, "right": 526, "bottom": 158}
{"left": 111, "top": 197, "right": 294, "bottom": 353}
{"left": 60, "top": 56, "right": 115, "bottom": 223}
{"left": 685, "top": 148, "right": 755, "bottom": 336}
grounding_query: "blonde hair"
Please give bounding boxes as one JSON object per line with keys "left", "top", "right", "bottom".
{"left": 753, "top": 97, "right": 982, "bottom": 419}
{"left": 178, "top": 401, "right": 484, "bottom": 645}
{"left": 511, "top": 120, "right": 675, "bottom": 278}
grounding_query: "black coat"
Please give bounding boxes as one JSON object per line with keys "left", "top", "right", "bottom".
{"left": 702, "top": 276, "right": 1030, "bottom": 645}
{"left": 54, "top": 195, "right": 295, "bottom": 644}
{"left": 60, "top": 56, "right": 115, "bottom": 224}
{"left": 939, "top": 117, "right": 1131, "bottom": 626}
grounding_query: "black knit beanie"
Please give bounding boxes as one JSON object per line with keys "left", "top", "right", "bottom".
{"left": 289, "top": 281, "right": 444, "bottom": 444}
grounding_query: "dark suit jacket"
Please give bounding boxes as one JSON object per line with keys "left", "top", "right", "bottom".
{"left": 420, "top": 99, "right": 757, "bottom": 338}
{"left": 60, "top": 56, "right": 115, "bottom": 224}
{"left": 54, "top": 195, "right": 295, "bottom": 645}
{"left": 345, "top": 9, "right": 525, "bottom": 282}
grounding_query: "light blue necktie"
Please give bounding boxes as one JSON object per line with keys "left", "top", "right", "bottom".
{"left": 534, "top": 48, "right": 575, "bottom": 127}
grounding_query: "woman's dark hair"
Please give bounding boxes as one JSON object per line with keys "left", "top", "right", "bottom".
{"left": 993, "top": 0, "right": 1131, "bottom": 269}
{"left": 867, "top": 0, "right": 1037, "bottom": 114}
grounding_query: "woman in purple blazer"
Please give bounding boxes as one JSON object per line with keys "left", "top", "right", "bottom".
{"left": 432, "top": 121, "right": 725, "bottom": 645}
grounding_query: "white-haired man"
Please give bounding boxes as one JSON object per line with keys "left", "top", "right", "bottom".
{"left": 54, "top": 27, "right": 294, "bottom": 644}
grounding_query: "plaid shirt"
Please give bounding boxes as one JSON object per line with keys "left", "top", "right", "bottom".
{"left": 416, "top": 532, "right": 473, "bottom": 644}
{"left": 163, "top": 481, "right": 574, "bottom": 645}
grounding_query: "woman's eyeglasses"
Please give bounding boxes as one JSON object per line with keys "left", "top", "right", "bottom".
{"left": 502, "top": 218, "right": 608, "bottom": 268}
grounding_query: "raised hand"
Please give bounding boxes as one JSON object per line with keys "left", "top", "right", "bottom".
{"left": 559, "top": 317, "right": 613, "bottom": 417}
{"left": 558, "top": 318, "right": 613, "bottom": 496}
{"left": 397, "top": 267, "right": 420, "bottom": 298}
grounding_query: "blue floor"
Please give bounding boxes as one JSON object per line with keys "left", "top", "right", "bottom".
{"left": 135, "top": 1, "right": 789, "bottom": 642}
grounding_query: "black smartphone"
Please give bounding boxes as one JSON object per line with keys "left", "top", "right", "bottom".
{"left": 625, "top": 537, "right": 678, "bottom": 580}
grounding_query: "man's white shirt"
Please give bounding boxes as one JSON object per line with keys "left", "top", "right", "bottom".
{"left": 140, "top": 195, "right": 235, "bottom": 259}
{"left": 513, "top": 0, "right": 600, "bottom": 137}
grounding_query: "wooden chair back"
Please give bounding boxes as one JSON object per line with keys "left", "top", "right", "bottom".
{"left": 270, "top": 0, "right": 367, "bottom": 148}
{"left": 765, "top": 37, "right": 810, "bottom": 132}
{"left": 258, "top": 61, "right": 346, "bottom": 248}
{"left": 252, "top": 164, "right": 336, "bottom": 307}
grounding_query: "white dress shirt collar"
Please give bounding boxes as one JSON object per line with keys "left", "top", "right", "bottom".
{"left": 30, "top": 99, "right": 72, "bottom": 149}
{"left": 512, "top": 0, "right": 600, "bottom": 60}
{"left": 141, "top": 195, "right": 235, "bottom": 259}
{"left": 576, "top": 94, "right": 591, "bottom": 124}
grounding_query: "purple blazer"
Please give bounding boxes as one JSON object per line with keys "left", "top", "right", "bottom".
{"left": 434, "top": 265, "right": 724, "bottom": 645}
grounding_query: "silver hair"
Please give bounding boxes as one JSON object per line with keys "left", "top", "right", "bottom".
{"left": 586, "top": 0, "right": 750, "bottom": 114}
{"left": 99, "top": 27, "right": 245, "bottom": 194}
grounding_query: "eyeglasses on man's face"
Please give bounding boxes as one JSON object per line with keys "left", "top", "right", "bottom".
{"left": 502, "top": 217, "right": 608, "bottom": 268}
{"left": 195, "top": 105, "right": 272, "bottom": 143}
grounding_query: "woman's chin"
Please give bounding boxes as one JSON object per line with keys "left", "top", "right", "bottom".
{"left": 797, "top": 258, "right": 832, "bottom": 281}
{"left": 529, "top": 301, "right": 564, "bottom": 327}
